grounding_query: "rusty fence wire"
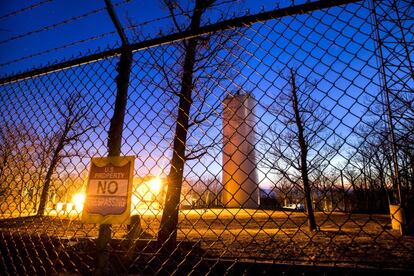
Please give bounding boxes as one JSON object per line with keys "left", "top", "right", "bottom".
{"left": 0, "top": 0, "right": 413, "bottom": 275}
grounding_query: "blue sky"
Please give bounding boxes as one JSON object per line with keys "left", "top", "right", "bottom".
{"left": 0, "top": 0, "right": 387, "bottom": 190}
{"left": 0, "top": 1, "right": 338, "bottom": 76}
{"left": 0, "top": 0, "right": 314, "bottom": 76}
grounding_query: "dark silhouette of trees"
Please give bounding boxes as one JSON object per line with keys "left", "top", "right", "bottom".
{"left": 347, "top": 117, "right": 392, "bottom": 211}
{"left": 0, "top": 124, "right": 29, "bottom": 212}
{"left": 37, "top": 92, "right": 98, "bottom": 216}
{"left": 261, "top": 69, "right": 337, "bottom": 231}
{"left": 0, "top": 123, "right": 16, "bottom": 197}
{"left": 345, "top": 89, "right": 413, "bottom": 214}
{"left": 0, "top": 123, "right": 46, "bottom": 215}
{"left": 144, "top": 0, "right": 243, "bottom": 247}
{"left": 157, "top": 0, "right": 209, "bottom": 248}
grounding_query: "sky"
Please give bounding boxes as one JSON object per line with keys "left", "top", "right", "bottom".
{"left": 0, "top": 0, "right": 315, "bottom": 76}
{"left": 0, "top": 0, "right": 392, "bottom": 191}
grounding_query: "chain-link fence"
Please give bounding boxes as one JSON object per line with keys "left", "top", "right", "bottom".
{"left": 1, "top": 0, "right": 413, "bottom": 274}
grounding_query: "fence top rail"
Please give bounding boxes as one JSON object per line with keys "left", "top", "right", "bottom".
{"left": 0, "top": 0, "right": 361, "bottom": 85}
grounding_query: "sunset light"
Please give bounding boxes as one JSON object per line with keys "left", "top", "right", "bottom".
{"left": 148, "top": 177, "right": 162, "bottom": 194}
{"left": 131, "top": 176, "right": 165, "bottom": 214}
{"left": 72, "top": 192, "right": 86, "bottom": 213}
{"left": 2, "top": 0, "right": 413, "bottom": 274}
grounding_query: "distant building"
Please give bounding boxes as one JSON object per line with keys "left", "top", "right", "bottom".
{"left": 222, "top": 92, "right": 259, "bottom": 208}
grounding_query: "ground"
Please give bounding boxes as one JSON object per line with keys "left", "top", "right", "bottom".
{"left": 1, "top": 209, "right": 413, "bottom": 271}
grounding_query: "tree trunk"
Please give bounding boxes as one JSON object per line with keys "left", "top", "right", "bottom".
{"left": 158, "top": 0, "right": 204, "bottom": 248}
{"left": 290, "top": 70, "right": 317, "bottom": 231}
{"left": 340, "top": 171, "right": 348, "bottom": 212}
{"left": 37, "top": 147, "right": 61, "bottom": 216}
{"left": 410, "top": 153, "right": 414, "bottom": 191}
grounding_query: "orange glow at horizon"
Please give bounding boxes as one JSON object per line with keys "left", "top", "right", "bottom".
{"left": 131, "top": 176, "right": 164, "bottom": 214}
{"left": 72, "top": 192, "right": 86, "bottom": 213}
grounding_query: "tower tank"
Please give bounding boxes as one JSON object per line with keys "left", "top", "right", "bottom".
{"left": 222, "top": 92, "right": 259, "bottom": 208}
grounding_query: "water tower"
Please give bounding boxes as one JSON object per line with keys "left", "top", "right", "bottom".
{"left": 222, "top": 92, "right": 259, "bottom": 208}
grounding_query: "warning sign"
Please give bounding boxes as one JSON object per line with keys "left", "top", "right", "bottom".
{"left": 82, "top": 156, "right": 134, "bottom": 224}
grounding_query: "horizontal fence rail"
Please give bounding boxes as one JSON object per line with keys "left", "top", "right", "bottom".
{"left": 0, "top": 0, "right": 413, "bottom": 275}
{"left": 0, "top": 0, "right": 361, "bottom": 85}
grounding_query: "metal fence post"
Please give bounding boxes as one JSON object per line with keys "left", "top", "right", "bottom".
{"left": 370, "top": 0, "right": 403, "bottom": 205}
{"left": 95, "top": 49, "right": 132, "bottom": 275}
{"left": 95, "top": 1, "right": 132, "bottom": 274}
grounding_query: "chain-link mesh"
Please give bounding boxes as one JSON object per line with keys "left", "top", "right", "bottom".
{"left": 1, "top": 0, "right": 413, "bottom": 275}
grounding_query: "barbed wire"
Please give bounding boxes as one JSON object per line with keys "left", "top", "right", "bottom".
{"left": 0, "top": 0, "right": 53, "bottom": 21}
{"left": 126, "top": 0, "right": 240, "bottom": 34}
{"left": 0, "top": 30, "right": 118, "bottom": 69}
{"left": 0, "top": 0, "right": 413, "bottom": 274}
{"left": 0, "top": 0, "right": 239, "bottom": 69}
{"left": 0, "top": 0, "right": 309, "bottom": 72}
{"left": 0, "top": 0, "right": 360, "bottom": 77}
{"left": 0, "top": 0, "right": 131, "bottom": 46}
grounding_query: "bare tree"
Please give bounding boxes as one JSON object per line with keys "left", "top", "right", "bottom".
{"left": 0, "top": 123, "right": 15, "bottom": 197}
{"left": 0, "top": 122, "right": 45, "bottom": 215}
{"left": 37, "top": 91, "right": 98, "bottom": 216}
{"left": 156, "top": 0, "right": 211, "bottom": 247}
{"left": 261, "top": 68, "right": 337, "bottom": 231}
{"left": 141, "top": 0, "right": 244, "bottom": 247}
{"left": 352, "top": 119, "right": 393, "bottom": 207}
{"left": 346, "top": 90, "right": 414, "bottom": 213}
